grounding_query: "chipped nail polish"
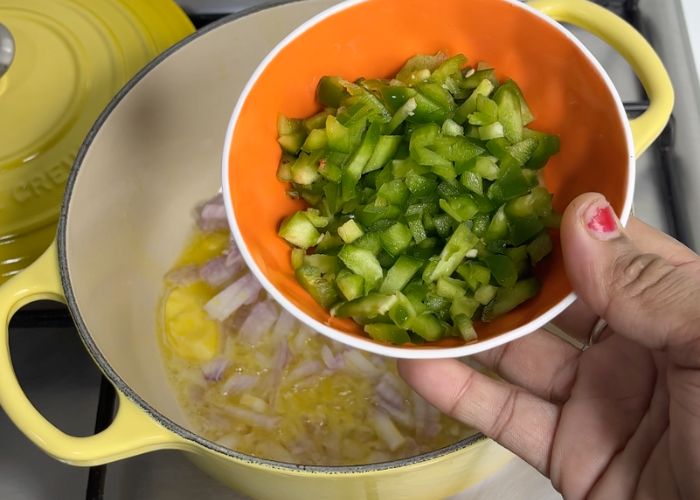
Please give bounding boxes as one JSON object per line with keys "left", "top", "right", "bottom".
{"left": 583, "top": 200, "right": 620, "bottom": 240}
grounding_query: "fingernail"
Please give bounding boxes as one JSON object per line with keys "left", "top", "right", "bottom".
{"left": 581, "top": 198, "right": 620, "bottom": 241}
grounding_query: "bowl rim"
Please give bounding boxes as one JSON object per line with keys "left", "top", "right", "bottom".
{"left": 222, "top": 0, "right": 636, "bottom": 359}
{"left": 57, "top": 0, "right": 493, "bottom": 475}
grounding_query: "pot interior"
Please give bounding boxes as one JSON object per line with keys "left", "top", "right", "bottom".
{"left": 60, "top": 0, "right": 337, "bottom": 430}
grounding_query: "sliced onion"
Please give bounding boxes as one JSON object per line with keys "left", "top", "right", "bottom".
{"left": 371, "top": 411, "right": 406, "bottom": 452}
{"left": 204, "top": 273, "right": 261, "bottom": 321}
{"left": 201, "top": 357, "right": 230, "bottom": 382}
{"left": 224, "top": 239, "right": 242, "bottom": 266}
{"left": 343, "top": 350, "right": 382, "bottom": 378}
{"left": 412, "top": 390, "right": 428, "bottom": 438}
{"left": 286, "top": 360, "right": 322, "bottom": 383}
{"left": 240, "top": 393, "right": 268, "bottom": 413}
{"left": 239, "top": 300, "right": 278, "bottom": 345}
{"left": 376, "top": 373, "right": 405, "bottom": 411}
{"left": 196, "top": 193, "right": 229, "bottom": 232}
{"left": 165, "top": 265, "right": 200, "bottom": 285}
{"left": 221, "top": 374, "right": 258, "bottom": 396}
{"left": 199, "top": 255, "right": 244, "bottom": 288}
{"left": 321, "top": 345, "right": 344, "bottom": 370}
{"left": 271, "top": 311, "right": 298, "bottom": 341}
{"left": 223, "top": 405, "right": 280, "bottom": 430}
{"left": 377, "top": 397, "right": 414, "bottom": 429}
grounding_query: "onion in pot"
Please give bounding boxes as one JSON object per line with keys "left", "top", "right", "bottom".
{"left": 239, "top": 300, "right": 278, "bottom": 344}
{"left": 221, "top": 374, "right": 259, "bottom": 396}
{"left": 371, "top": 411, "right": 406, "bottom": 452}
{"left": 196, "top": 193, "right": 229, "bottom": 232}
{"left": 199, "top": 254, "right": 244, "bottom": 288}
{"left": 165, "top": 265, "right": 200, "bottom": 285}
{"left": 204, "top": 273, "right": 261, "bottom": 321}
{"left": 201, "top": 357, "right": 230, "bottom": 382}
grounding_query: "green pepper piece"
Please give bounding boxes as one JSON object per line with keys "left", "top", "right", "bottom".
{"left": 337, "top": 219, "right": 364, "bottom": 244}
{"left": 466, "top": 156, "right": 499, "bottom": 181}
{"left": 389, "top": 291, "right": 418, "bottom": 328}
{"left": 326, "top": 115, "right": 353, "bottom": 153}
{"left": 463, "top": 68, "right": 499, "bottom": 90}
{"left": 342, "top": 122, "right": 380, "bottom": 202}
{"left": 295, "top": 265, "right": 339, "bottom": 308}
{"left": 380, "top": 255, "right": 424, "bottom": 294}
{"left": 442, "top": 119, "right": 465, "bottom": 137}
{"left": 488, "top": 164, "right": 530, "bottom": 203}
{"left": 300, "top": 128, "right": 327, "bottom": 152}
{"left": 404, "top": 171, "right": 438, "bottom": 196}
{"left": 484, "top": 254, "right": 518, "bottom": 288}
{"left": 452, "top": 315, "right": 477, "bottom": 341}
{"left": 436, "top": 277, "right": 468, "bottom": 300}
{"left": 482, "top": 278, "right": 540, "bottom": 322}
{"left": 385, "top": 98, "right": 417, "bottom": 134}
{"left": 317, "top": 76, "right": 350, "bottom": 108}
{"left": 376, "top": 179, "right": 409, "bottom": 207}
{"left": 527, "top": 232, "right": 553, "bottom": 265}
{"left": 364, "top": 135, "right": 402, "bottom": 173}
{"left": 407, "top": 216, "right": 427, "bottom": 244}
{"left": 505, "top": 245, "right": 529, "bottom": 277}
{"left": 454, "top": 78, "right": 495, "bottom": 124}
{"left": 409, "top": 237, "right": 439, "bottom": 260}
{"left": 484, "top": 205, "right": 508, "bottom": 241}
{"left": 439, "top": 196, "right": 479, "bottom": 222}
{"left": 425, "top": 292, "right": 451, "bottom": 321}
{"left": 364, "top": 324, "right": 411, "bottom": 345}
{"left": 277, "top": 154, "right": 294, "bottom": 182}
{"left": 430, "top": 54, "right": 468, "bottom": 84}
{"left": 380, "top": 86, "right": 418, "bottom": 112}
{"left": 508, "top": 216, "right": 545, "bottom": 246}
{"left": 493, "top": 84, "right": 523, "bottom": 143}
{"left": 432, "top": 214, "right": 453, "bottom": 238}
{"left": 291, "top": 248, "right": 305, "bottom": 270}
{"left": 474, "top": 284, "right": 498, "bottom": 305}
{"left": 278, "top": 115, "right": 303, "bottom": 136}
{"left": 486, "top": 138, "right": 520, "bottom": 169}
{"left": 505, "top": 186, "right": 553, "bottom": 219}
{"left": 416, "top": 83, "right": 455, "bottom": 114}
{"left": 478, "top": 122, "right": 505, "bottom": 141}
{"left": 396, "top": 53, "right": 446, "bottom": 83}
{"left": 338, "top": 244, "right": 384, "bottom": 293}
{"left": 303, "top": 254, "right": 340, "bottom": 274}
{"left": 380, "top": 222, "right": 413, "bottom": 256}
{"left": 429, "top": 224, "right": 479, "bottom": 281}
{"left": 409, "top": 313, "right": 445, "bottom": 341}
{"left": 522, "top": 128, "right": 561, "bottom": 169}
{"left": 431, "top": 136, "right": 485, "bottom": 163}
{"left": 279, "top": 212, "right": 320, "bottom": 249}
{"left": 500, "top": 80, "right": 535, "bottom": 125}
{"left": 278, "top": 132, "right": 307, "bottom": 155}
{"left": 468, "top": 95, "right": 499, "bottom": 126}
{"left": 354, "top": 232, "right": 382, "bottom": 256}
{"left": 336, "top": 269, "right": 365, "bottom": 301}
{"left": 507, "top": 138, "right": 538, "bottom": 165}
{"left": 333, "top": 293, "right": 398, "bottom": 319}
{"left": 456, "top": 261, "right": 491, "bottom": 291}
{"left": 355, "top": 203, "right": 402, "bottom": 227}
{"left": 316, "top": 232, "right": 343, "bottom": 253}
{"left": 304, "top": 208, "right": 330, "bottom": 228}
{"left": 460, "top": 171, "right": 482, "bottom": 195}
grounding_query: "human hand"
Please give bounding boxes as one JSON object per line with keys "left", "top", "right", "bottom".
{"left": 399, "top": 193, "right": 700, "bottom": 500}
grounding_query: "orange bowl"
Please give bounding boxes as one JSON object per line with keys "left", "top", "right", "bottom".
{"left": 223, "top": 0, "right": 671, "bottom": 358}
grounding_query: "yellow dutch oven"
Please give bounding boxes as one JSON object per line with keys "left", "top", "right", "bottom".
{"left": 0, "top": 0, "right": 194, "bottom": 283}
{"left": 0, "top": 1, "right": 673, "bottom": 499}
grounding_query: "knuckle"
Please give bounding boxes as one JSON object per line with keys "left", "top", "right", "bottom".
{"left": 610, "top": 253, "right": 676, "bottom": 303}
{"left": 488, "top": 388, "right": 518, "bottom": 441}
{"left": 447, "top": 369, "right": 477, "bottom": 419}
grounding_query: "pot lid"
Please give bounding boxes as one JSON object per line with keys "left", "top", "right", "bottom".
{"left": 0, "top": 0, "right": 194, "bottom": 282}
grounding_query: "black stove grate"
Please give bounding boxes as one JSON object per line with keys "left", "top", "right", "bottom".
{"left": 5, "top": 1, "right": 673, "bottom": 499}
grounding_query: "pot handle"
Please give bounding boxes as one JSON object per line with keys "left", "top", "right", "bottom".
{"left": 0, "top": 242, "right": 189, "bottom": 466}
{"left": 528, "top": 0, "right": 674, "bottom": 158}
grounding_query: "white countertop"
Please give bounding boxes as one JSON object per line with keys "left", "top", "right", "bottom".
{"left": 679, "top": 0, "right": 700, "bottom": 72}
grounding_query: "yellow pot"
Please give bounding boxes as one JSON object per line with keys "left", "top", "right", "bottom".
{"left": 0, "top": 1, "right": 673, "bottom": 499}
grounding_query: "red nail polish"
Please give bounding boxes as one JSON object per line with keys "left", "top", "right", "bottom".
{"left": 584, "top": 201, "right": 620, "bottom": 240}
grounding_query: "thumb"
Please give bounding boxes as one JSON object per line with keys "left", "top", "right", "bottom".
{"left": 561, "top": 193, "right": 700, "bottom": 353}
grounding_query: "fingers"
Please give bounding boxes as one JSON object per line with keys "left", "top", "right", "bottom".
{"left": 398, "top": 358, "right": 558, "bottom": 474}
{"left": 561, "top": 193, "right": 700, "bottom": 353}
{"left": 474, "top": 330, "right": 581, "bottom": 403}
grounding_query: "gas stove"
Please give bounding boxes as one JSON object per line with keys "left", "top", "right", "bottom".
{"left": 2, "top": 1, "right": 698, "bottom": 499}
